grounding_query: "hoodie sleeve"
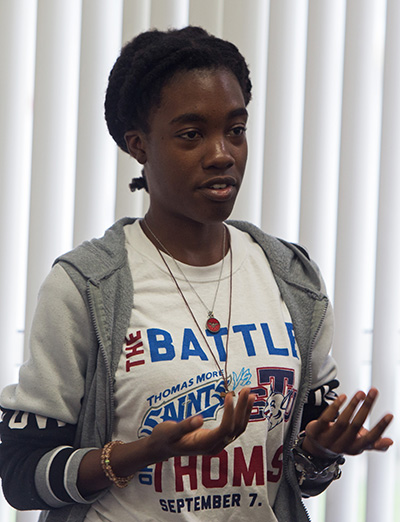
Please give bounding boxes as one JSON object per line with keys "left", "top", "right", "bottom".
{"left": 301, "top": 296, "right": 339, "bottom": 430}
{"left": 0, "top": 265, "right": 101, "bottom": 509}
{"left": 297, "top": 275, "right": 342, "bottom": 496}
{"left": 0, "top": 409, "right": 100, "bottom": 510}
{"left": 1, "top": 264, "right": 95, "bottom": 425}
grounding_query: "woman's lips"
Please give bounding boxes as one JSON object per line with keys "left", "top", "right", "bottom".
{"left": 199, "top": 183, "right": 236, "bottom": 201}
{"left": 198, "top": 177, "right": 237, "bottom": 201}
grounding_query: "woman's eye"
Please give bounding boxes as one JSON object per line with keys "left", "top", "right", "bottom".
{"left": 230, "top": 125, "right": 247, "bottom": 137}
{"left": 179, "top": 130, "right": 201, "bottom": 140}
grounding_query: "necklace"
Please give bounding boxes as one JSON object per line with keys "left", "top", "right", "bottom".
{"left": 143, "top": 219, "right": 234, "bottom": 397}
{"left": 144, "top": 220, "right": 226, "bottom": 333}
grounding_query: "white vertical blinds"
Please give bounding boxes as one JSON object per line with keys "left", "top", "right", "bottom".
{"left": 73, "top": 0, "right": 123, "bottom": 248}
{"left": 261, "top": 0, "right": 308, "bottom": 242}
{"left": 327, "top": 1, "right": 386, "bottom": 521}
{"left": 366, "top": 1, "right": 400, "bottom": 520}
{"left": 23, "top": 1, "right": 82, "bottom": 364}
{"left": 299, "top": 0, "right": 346, "bottom": 296}
{"left": 0, "top": 1, "right": 398, "bottom": 522}
{"left": 223, "top": 0, "right": 269, "bottom": 224}
{"left": 150, "top": 0, "right": 189, "bottom": 29}
{"left": 0, "top": 4, "right": 36, "bottom": 520}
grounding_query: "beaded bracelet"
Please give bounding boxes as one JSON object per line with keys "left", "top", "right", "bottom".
{"left": 101, "top": 440, "right": 134, "bottom": 488}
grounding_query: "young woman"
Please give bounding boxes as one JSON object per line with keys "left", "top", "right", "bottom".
{"left": 0, "top": 27, "right": 393, "bottom": 522}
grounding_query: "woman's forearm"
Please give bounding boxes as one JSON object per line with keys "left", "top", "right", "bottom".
{"left": 77, "top": 436, "right": 158, "bottom": 497}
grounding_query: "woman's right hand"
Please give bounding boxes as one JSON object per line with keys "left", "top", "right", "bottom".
{"left": 148, "top": 387, "right": 256, "bottom": 460}
{"left": 77, "top": 388, "right": 255, "bottom": 497}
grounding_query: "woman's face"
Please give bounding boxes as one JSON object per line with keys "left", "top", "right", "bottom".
{"left": 127, "top": 68, "right": 248, "bottom": 228}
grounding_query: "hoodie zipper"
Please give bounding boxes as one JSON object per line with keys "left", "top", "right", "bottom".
{"left": 86, "top": 280, "right": 115, "bottom": 438}
{"left": 283, "top": 296, "right": 329, "bottom": 522}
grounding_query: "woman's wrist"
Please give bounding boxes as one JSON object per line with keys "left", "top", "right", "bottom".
{"left": 301, "top": 431, "right": 342, "bottom": 459}
{"left": 78, "top": 436, "right": 161, "bottom": 497}
{"left": 110, "top": 436, "right": 159, "bottom": 477}
{"left": 101, "top": 441, "right": 135, "bottom": 488}
{"left": 301, "top": 432, "right": 343, "bottom": 460}
{"left": 292, "top": 432, "right": 345, "bottom": 487}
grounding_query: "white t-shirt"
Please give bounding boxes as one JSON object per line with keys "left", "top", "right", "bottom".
{"left": 85, "top": 222, "right": 301, "bottom": 521}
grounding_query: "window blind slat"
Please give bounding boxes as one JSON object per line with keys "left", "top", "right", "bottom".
{"left": 366, "top": 0, "right": 400, "bottom": 519}
{"left": 72, "top": 0, "right": 123, "bottom": 247}
{"left": 328, "top": 0, "right": 387, "bottom": 520}
{"left": 261, "top": 0, "right": 308, "bottom": 242}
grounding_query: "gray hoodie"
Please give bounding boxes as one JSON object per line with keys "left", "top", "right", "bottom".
{"left": 1, "top": 218, "right": 337, "bottom": 522}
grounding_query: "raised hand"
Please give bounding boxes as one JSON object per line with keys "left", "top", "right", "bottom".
{"left": 148, "top": 387, "right": 256, "bottom": 461}
{"left": 302, "top": 387, "right": 393, "bottom": 457}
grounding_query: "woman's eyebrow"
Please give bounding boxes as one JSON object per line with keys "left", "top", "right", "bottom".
{"left": 169, "top": 113, "right": 207, "bottom": 125}
{"left": 229, "top": 108, "right": 248, "bottom": 119}
{"left": 169, "top": 108, "right": 248, "bottom": 126}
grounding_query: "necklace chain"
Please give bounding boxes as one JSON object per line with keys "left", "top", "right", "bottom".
{"left": 144, "top": 221, "right": 226, "bottom": 322}
{"left": 142, "top": 219, "right": 233, "bottom": 396}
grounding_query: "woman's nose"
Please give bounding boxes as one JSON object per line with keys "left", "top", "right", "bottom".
{"left": 203, "top": 137, "right": 235, "bottom": 170}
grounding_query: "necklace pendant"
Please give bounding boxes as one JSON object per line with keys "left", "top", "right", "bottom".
{"left": 206, "top": 314, "right": 221, "bottom": 333}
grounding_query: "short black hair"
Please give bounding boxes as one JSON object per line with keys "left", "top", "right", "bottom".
{"left": 104, "top": 26, "right": 252, "bottom": 154}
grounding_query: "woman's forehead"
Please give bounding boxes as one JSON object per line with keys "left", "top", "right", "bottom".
{"left": 162, "top": 67, "right": 239, "bottom": 94}
{"left": 152, "top": 68, "right": 247, "bottom": 124}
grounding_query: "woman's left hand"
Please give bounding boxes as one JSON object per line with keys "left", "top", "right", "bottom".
{"left": 302, "top": 387, "right": 393, "bottom": 457}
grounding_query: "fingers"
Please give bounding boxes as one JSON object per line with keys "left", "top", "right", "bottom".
{"left": 337, "top": 389, "right": 377, "bottom": 443}
{"left": 306, "top": 393, "right": 347, "bottom": 440}
{"left": 312, "top": 389, "right": 373, "bottom": 442}
{"left": 328, "top": 391, "right": 370, "bottom": 442}
{"left": 232, "top": 388, "right": 256, "bottom": 436}
{"left": 305, "top": 387, "right": 394, "bottom": 456}
{"left": 152, "top": 415, "right": 204, "bottom": 444}
{"left": 214, "top": 388, "right": 254, "bottom": 442}
{"left": 204, "top": 388, "right": 256, "bottom": 453}
{"left": 219, "top": 391, "right": 235, "bottom": 433}
{"left": 346, "top": 389, "right": 377, "bottom": 432}
{"left": 156, "top": 387, "right": 256, "bottom": 458}
{"left": 352, "top": 413, "right": 394, "bottom": 453}
{"left": 331, "top": 388, "right": 392, "bottom": 454}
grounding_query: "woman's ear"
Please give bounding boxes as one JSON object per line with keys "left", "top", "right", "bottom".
{"left": 124, "top": 131, "right": 147, "bottom": 165}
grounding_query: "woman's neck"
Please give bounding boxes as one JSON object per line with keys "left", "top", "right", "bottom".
{"left": 141, "top": 215, "right": 229, "bottom": 266}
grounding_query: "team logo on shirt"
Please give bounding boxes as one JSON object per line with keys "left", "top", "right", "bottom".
{"left": 138, "top": 366, "right": 296, "bottom": 437}
{"left": 139, "top": 376, "right": 226, "bottom": 437}
{"left": 139, "top": 367, "right": 254, "bottom": 438}
{"left": 249, "top": 367, "right": 297, "bottom": 430}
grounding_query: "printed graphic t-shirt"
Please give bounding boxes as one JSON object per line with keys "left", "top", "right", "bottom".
{"left": 85, "top": 221, "right": 301, "bottom": 521}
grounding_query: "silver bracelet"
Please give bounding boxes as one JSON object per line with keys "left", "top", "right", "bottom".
{"left": 292, "top": 431, "right": 345, "bottom": 485}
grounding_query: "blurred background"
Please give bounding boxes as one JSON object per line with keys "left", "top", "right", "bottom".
{"left": 0, "top": 1, "right": 399, "bottom": 521}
